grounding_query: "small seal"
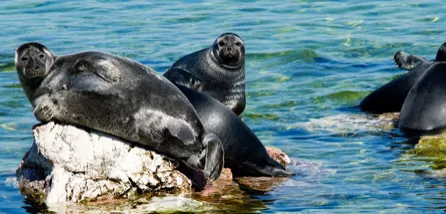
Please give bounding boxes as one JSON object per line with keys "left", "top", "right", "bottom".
{"left": 174, "top": 80, "right": 292, "bottom": 177}
{"left": 399, "top": 62, "right": 446, "bottom": 134}
{"left": 360, "top": 43, "right": 446, "bottom": 113}
{"left": 29, "top": 50, "right": 224, "bottom": 180}
{"left": 164, "top": 33, "right": 246, "bottom": 115}
{"left": 15, "top": 42, "right": 56, "bottom": 103}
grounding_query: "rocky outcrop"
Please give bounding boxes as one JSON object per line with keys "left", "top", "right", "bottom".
{"left": 16, "top": 122, "right": 191, "bottom": 204}
{"left": 16, "top": 121, "right": 296, "bottom": 213}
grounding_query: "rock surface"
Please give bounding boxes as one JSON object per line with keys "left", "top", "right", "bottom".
{"left": 16, "top": 122, "right": 298, "bottom": 212}
{"left": 16, "top": 122, "right": 191, "bottom": 204}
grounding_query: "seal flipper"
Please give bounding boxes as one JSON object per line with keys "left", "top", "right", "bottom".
{"left": 164, "top": 68, "right": 202, "bottom": 90}
{"left": 239, "top": 157, "right": 294, "bottom": 177}
{"left": 201, "top": 132, "right": 224, "bottom": 181}
{"left": 435, "top": 42, "right": 446, "bottom": 61}
{"left": 394, "top": 51, "right": 429, "bottom": 71}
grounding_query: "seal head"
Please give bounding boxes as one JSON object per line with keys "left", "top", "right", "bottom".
{"left": 211, "top": 32, "right": 245, "bottom": 69}
{"left": 15, "top": 42, "right": 56, "bottom": 103}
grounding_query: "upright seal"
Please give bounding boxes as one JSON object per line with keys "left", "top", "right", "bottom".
{"left": 164, "top": 33, "right": 246, "bottom": 115}
{"left": 360, "top": 42, "right": 446, "bottom": 113}
{"left": 28, "top": 50, "right": 224, "bottom": 180}
{"left": 15, "top": 42, "right": 56, "bottom": 104}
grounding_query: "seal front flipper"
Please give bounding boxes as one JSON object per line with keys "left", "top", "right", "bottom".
{"left": 33, "top": 94, "right": 59, "bottom": 122}
{"left": 200, "top": 132, "right": 224, "bottom": 181}
{"left": 394, "top": 51, "right": 429, "bottom": 71}
{"left": 34, "top": 104, "right": 54, "bottom": 122}
{"left": 164, "top": 68, "right": 201, "bottom": 90}
{"left": 184, "top": 132, "right": 223, "bottom": 181}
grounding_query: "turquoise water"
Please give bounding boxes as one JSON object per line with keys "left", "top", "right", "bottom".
{"left": 1, "top": 0, "right": 446, "bottom": 212}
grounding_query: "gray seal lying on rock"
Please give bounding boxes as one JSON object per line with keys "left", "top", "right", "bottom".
{"left": 20, "top": 49, "right": 224, "bottom": 180}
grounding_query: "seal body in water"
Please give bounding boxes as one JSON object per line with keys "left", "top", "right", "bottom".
{"left": 164, "top": 32, "right": 246, "bottom": 115}
{"left": 171, "top": 78, "right": 292, "bottom": 177}
{"left": 30, "top": 51, "right": 224, "bottom": 180}
{"left": 360, "top": 42, "right": 446, "bottom": 113}
{"left": 15, "top": 42, "right": 56, "bottom": 103}
{"left": 399, "top": 62, "right": 446, "bottom": 134}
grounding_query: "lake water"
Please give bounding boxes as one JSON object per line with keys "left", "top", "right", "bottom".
{"left": 1, "top": 0, "right": 446, "bottom": 213}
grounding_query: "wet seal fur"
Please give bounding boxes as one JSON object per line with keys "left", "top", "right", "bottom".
{"left": 399, "top": 62, "right": 446, "bottom": 134}
{"left": 15, "top": 42, "right": 56, "bottom": 104}
{"left": 360, "top": 42, "right": 446, "bottom": 113}
{"left": 26, "top": 50, "right": 224, "bottom": 181}
{"left": 164, "top": 33, "right": 246, "bottom": 115}
{"left": 173, "top": 80, "right": 292, "bottom": 177}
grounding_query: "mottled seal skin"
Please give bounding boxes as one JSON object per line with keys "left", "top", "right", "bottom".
{"left": 15, "top": 42, "right": 56, "bottom": 104}
{"left": 399, "top": 62, "right": 446, "bottom": 134}
{"left": 360, "top": 42, "right": 446, "bottom": 113}
{"left": 164, "top": 32, "right": 246, "bottom": 115}
{"left": 173, "top": 81, "right": 292, "bottom": 177}
{"left": 30, "top": 51, "right": 224, "bottom": 180}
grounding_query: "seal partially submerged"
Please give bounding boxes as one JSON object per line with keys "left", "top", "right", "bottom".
{"left": 399, "top": 62, "right": 446, "bottom": 134}
{"left": 164, "top": 33, "right": 246, "bottom": 115}
{"left": 360, "top": 42, "right": 446, "bottom": 113}
{"left": 15, "top": 42, "right": 56, "bottom": 103}
{"left": 24, "top": 50, "right": 224, "bottom": 180}
{"left": 171, "top": 78, "right": 292, "bottom": 177}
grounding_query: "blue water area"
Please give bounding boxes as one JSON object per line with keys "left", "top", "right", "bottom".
{"left": 1, "top": 0, "right": 446, "bottom": 213}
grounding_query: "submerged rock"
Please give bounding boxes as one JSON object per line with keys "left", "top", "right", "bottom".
{"left": 16, "top": 122, "right": 191, "bottom": 204}
{"left": 295, "top": 112, "right": 399, "bottom": 133}
{"left": 407, "top": 133, "right": 446, "bottom": 171}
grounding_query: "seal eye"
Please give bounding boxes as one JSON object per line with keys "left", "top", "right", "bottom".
{"left": 235, "top": 42, "right": 242, "bottom": 47}
{"left": 218, "top": 41, "right": 226, "bottom": 46}
{"left": 39, "top": 54, "right": 45, "bottom": 59}
{"left": 75, "top": 61, "right": 89, "bottom": 73}
{"left": 21, "top": 57, "right": 28, "bottom": 62}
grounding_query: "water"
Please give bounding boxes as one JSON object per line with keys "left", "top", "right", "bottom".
{"left": 1, "top": 0, "right": 446, "bottom": 212}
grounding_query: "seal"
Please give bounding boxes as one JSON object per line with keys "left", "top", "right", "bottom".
{"left": 399, "top": 62, "right": 446, "bottom": 134}
{"left": 15, "top": 42, "right": 56, "bottom": 104}
{"left": 360, "top": 42, "right": 446, "bottom": 113}
{"left": 164, "top": 32, "right": 246, "bottom": 115}
{"left": 29, "top": 50, "right": 224, "bottom": 181}
{"left": 172, "top": 77, "right": 292, "bottom": 177}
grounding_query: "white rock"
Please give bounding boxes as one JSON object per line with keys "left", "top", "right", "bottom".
{"left": 16, "top": 122, "right": 191, "bottom": 205}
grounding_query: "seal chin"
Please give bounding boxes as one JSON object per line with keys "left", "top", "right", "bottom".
{"left": 219, "top": 53, "right": 242, "bottom": 69}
